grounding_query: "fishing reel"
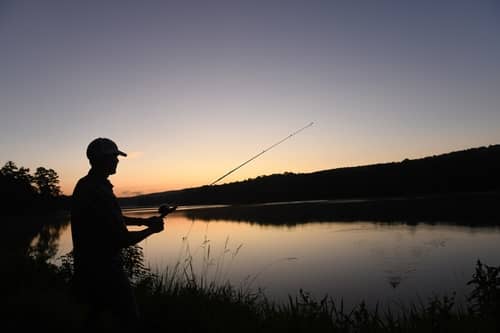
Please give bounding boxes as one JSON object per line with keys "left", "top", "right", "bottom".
{"left": 158, "top": 204, "right": 178, "bottom": 218}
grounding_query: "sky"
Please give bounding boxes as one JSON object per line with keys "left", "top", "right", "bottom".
{"left": 1, "top": 0, "right": 499, "bottom": 196}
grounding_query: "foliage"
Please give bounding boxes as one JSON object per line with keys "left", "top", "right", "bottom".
{"left": 0, "top": 160, "right": 33, "bottom": 183}
{"left": 50, "top": 238, "right": 500, "bottom": 332}
{"left": 34, "top": 166, "right": 61, "bottom": 197}
{"left": 6, "top": 202, "right": 500, "bottom": 331}
{"left": 121, "top": 245, "right": 155, "bottom": 285}
{"left": 467, "top": 260, "right": 500, "bottom": 318}
{"left": 0, "top": 160, "right": 63, "bottom": 213}
{"left": 119, "top": 144, "right": 500, "bottom": 207}
{"left": 57, "top": 245, "right": 154, "bottom": 286}
{"left": 5, "top": 227, "right": 500, "bottom": 333}
{"left": 57, "top": 251, "right": 75, "bottom": 282}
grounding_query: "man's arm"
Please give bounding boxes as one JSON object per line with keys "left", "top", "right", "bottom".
{"left": 123, "top": 219, "right": 164, "bottom": 247}
{"left": 123, "top": 215, "right": 147, "bottom": 226}
{"left": 123, "top": 215, "right": 164, "bottom": 227}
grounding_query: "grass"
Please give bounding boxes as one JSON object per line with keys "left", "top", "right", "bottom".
{"left": 7, "top": 217, "right": 500, "bottom": 332}
{"left": 131, "top": 260, "right": 499, "bottom": 332}
{"left": 51, "top": 236, "right": 500, "bottom": 332}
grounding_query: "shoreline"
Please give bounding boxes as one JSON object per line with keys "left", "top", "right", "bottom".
{"left": 176, "top": 191, "right": 500, "bottom": 226}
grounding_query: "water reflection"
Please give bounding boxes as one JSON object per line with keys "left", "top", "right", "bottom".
{"left": 5, "top": 212, "right": 70, "bottom": 303}
{"left": 180, "top": 199, "right": 500, "bottom": 226}
{"left": 29, "top": 217, "right": 70, "bottom": 261}
{"left": 4, "top": 212, "right": 70, "bottom": 262}
{"left": 48, "top": 204, "right": 500, "bottom": 310}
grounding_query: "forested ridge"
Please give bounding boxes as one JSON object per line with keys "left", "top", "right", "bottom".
{"left": 119, "top": 144, "right": 500, "bottom": 207}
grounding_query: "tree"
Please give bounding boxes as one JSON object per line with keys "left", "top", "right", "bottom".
{"left": 34, "top": 167, "right": 61, "bottom": 198}
{"left": 1, "top": 161, "right": 33, "bottom": 184}
{"left": 0, "top": 161, "right": 37, "bottom": 211}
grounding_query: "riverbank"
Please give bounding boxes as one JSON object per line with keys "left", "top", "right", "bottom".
{"left": 7, "top": 194, "right": 500, "bottom": 331}
{"left": 5, "top": 251, "right": 500, "bottom": 332}
{"left": 119, "top": 144, "right": 500, "bottom": 208}
{"left": 180, "top": 191, "right": 500, "bottom": 226}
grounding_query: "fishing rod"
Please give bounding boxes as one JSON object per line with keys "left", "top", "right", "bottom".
{"left": 209, "top": 122, "right": 314, "bottom": 186}
{"left": 157, "top": 122, "right": 314, "bottom": 215}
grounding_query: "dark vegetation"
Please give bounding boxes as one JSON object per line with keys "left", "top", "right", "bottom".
{"left": 5, "top": 145, "right": 500, "bottom": 331}
{"left": 119, "top": 144, "right": 500, "bottom": 207}
{"left": 8, "top": 219, "right": 500, "bottom": 332}
{"left": 182, "top": 191, "right": 500, "bottom": 226}
{"left": 0, "top": 161, "right": 69, "bottom": 214}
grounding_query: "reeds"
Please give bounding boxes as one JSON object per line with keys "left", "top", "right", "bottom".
{"left": 8, "top": 234, "right": 500, "bottom": 332}
{"left": 129, "top": 236, "right": 500, "bottom": 332}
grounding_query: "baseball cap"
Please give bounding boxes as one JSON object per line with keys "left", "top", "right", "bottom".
{"left": 86, "top": 138, "right": 127, "bottom": 160}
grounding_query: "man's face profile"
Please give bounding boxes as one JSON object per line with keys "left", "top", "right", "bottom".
{"left": 92, "top": 154, "right": 119, "bottom": 175}
{"left": 104, "top": 154, "right": 119, "bottom": 175}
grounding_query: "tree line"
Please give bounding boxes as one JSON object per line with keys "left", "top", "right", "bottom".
{"left": 0, "top": 161, "right": 67, "bottom": 214}
{"left": 119, "top": 144, "right": 500, "bottom": 206}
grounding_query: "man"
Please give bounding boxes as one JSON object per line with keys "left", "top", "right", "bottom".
{"left": 70, "top": 137, "right": 166, "bottom": 330}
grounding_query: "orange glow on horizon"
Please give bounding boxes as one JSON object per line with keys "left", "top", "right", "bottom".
{"left": 58, "top": 138, "right": 493, "bottom": 197}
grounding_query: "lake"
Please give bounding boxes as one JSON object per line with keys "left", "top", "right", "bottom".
{"left": 46, "top": 201, "right": 500, "bottom": 310}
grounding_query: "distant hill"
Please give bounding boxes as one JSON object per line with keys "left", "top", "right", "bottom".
{"left": 119, "top": 144, "right": 500, "bottom": 207}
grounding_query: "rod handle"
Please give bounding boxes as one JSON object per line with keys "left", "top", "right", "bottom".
{"left": 158, "top": 204, "right": 177, "bottom": 217}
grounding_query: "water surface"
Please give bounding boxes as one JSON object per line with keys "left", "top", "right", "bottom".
{"left": 50, "top": 203, "right": 500, "bottom": 309}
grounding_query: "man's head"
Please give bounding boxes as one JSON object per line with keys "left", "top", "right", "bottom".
{"left": 86, "top": 138, "right": 127, "bottom": 175}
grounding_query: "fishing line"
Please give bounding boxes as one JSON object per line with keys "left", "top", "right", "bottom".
{"left": 209, "top": 122, "right": 314, "bottom": 185}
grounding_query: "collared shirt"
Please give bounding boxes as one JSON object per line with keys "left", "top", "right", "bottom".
{"left": 70, "top": 169, "right": 128, "bottom": 271}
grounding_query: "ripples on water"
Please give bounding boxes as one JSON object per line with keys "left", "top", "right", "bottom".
{"left": 46, "top": 202, "right": 500, "bottom": 309}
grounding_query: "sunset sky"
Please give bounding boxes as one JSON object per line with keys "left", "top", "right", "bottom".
{"left": 1, "top": 1, "right": 499, "bottom": 196}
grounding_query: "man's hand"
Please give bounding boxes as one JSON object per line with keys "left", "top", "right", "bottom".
{"left": 145, "top": 216, "right": 164, "bottom": 233}
{"left": 143, "top": 216, "right": 162, "bottom": 227}
{"left": 159, "top": 204, "right": 177, "bottom": 217}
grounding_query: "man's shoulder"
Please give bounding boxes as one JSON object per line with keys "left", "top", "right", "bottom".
{"left": 73, "top": 173, "right": 115, "bottom": 198}
{"left": 72, "top": 174, "right": 98, "bottom": 195}
{"left": 74, "top": 174, "right": 90, "bottom": 188}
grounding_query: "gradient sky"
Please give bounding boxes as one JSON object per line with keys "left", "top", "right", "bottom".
{"left": 1, "top": 0, "right": 499, "bottom": 196}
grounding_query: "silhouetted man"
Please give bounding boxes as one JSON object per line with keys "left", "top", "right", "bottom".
{"left": 70, "top": 138, "right": 165, "bottom": 330}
